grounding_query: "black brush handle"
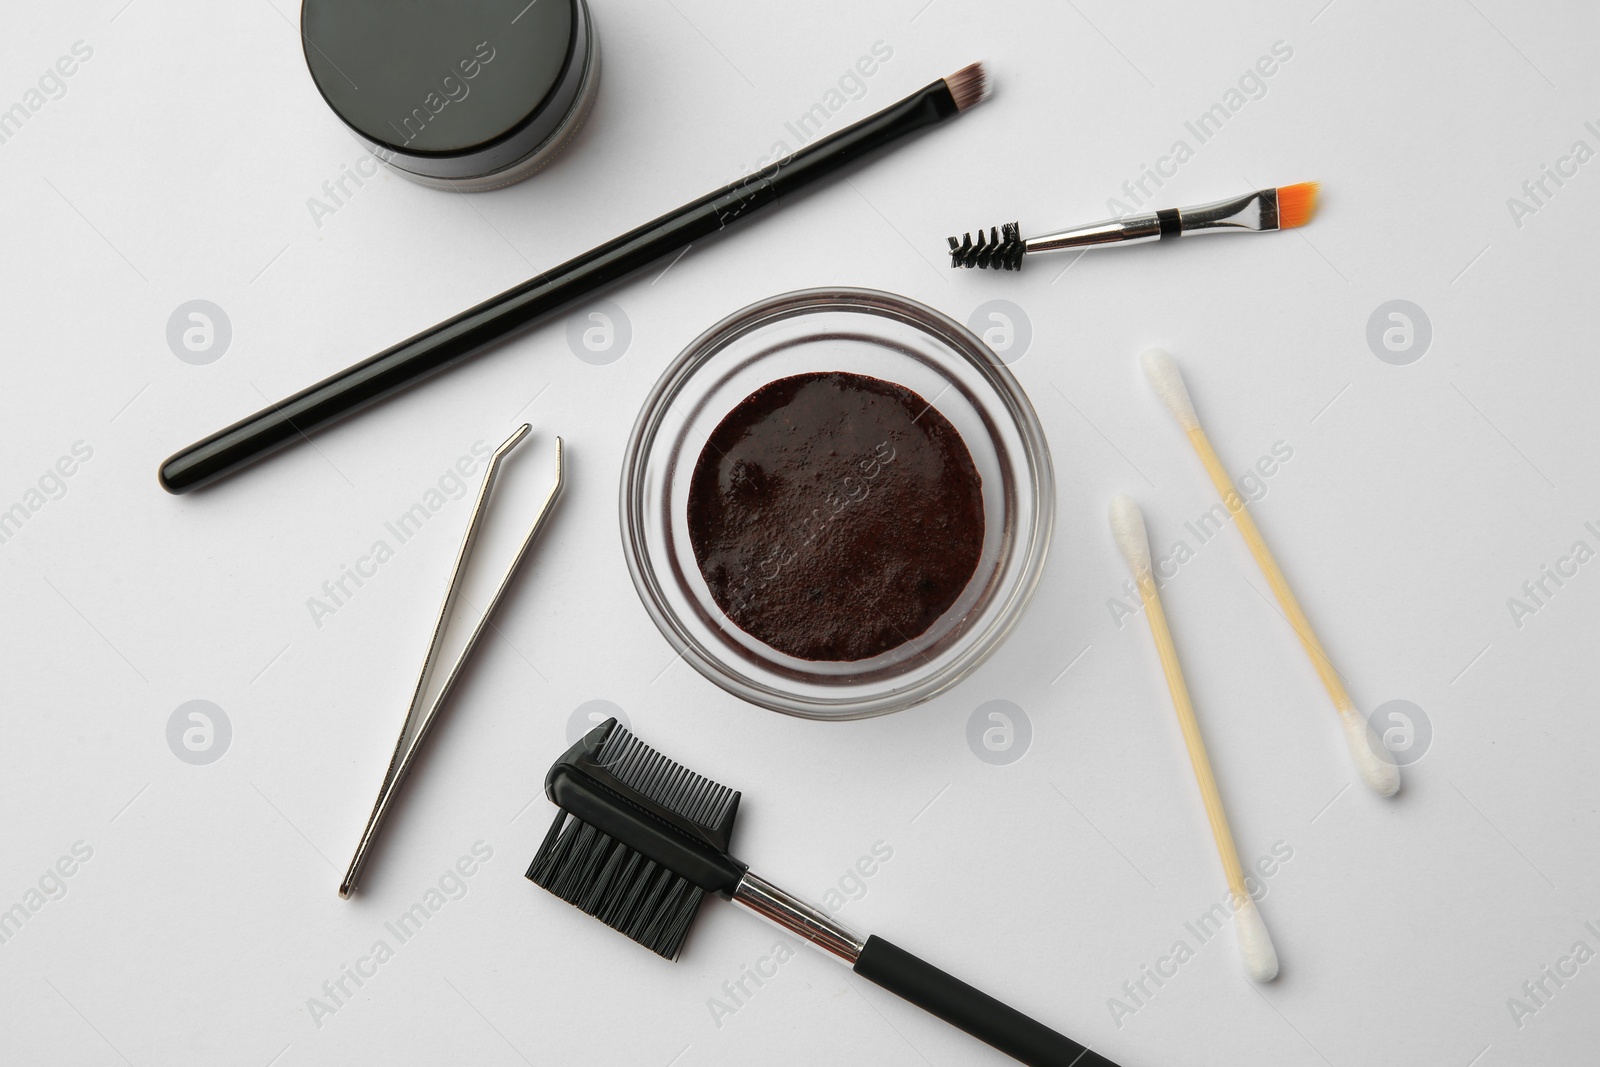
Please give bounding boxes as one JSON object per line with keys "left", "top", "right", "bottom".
{"left": 157, "top": 80, "right": 962, "bottom": 494}
{"left": 853, "top": 936, "right": 1120, "bottom": 1067}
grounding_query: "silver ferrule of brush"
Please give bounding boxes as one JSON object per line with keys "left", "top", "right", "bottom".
{"left": 1025, "top": 188, "right": 1279, "bottom": 255}
{"left": 731, "top": 871, "right": 866, "bottom": 964}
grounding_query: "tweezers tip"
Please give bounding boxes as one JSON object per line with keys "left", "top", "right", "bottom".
{"left": 495, "top": 424, "right": 533, "bottom": 457}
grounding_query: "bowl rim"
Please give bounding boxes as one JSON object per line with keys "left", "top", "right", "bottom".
{"left": 619, "top": 286, "right": 1055, "bottom": 719}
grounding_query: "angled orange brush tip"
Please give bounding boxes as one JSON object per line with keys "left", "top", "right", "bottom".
{"left": 1276, "top": 181, "right": 1320, "bottom": 229}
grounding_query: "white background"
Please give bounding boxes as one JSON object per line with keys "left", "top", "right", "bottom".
{"left": 3, "top": 1, "right": 1597, "bottom": 1064}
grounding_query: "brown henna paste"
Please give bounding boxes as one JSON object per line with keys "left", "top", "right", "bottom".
{"left": 688, "top": 371, "right": 984, "bottom": 661}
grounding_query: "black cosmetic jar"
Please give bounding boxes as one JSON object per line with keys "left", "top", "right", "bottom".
{"left": 301, "top": 0, "right": 599, "bottom": 191}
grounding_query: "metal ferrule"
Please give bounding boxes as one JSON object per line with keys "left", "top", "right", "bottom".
{"left": 1173, "top": 188, "right": 1279, "bottom": 235}
{"left": 1022, "top": 188, "right": 1279, "bottom": 256}
{"left": 730, "top": 872, "right": 866, "bottom": 964}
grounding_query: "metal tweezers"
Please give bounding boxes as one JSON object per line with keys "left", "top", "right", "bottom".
{"left": 340, "top": 424, "right": 563, "bottom": 898}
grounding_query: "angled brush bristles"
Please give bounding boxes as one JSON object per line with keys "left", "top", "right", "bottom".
{"left": 528, "top": 812, "right": 706, "bottom": 959}
{"left": 943, "top": 62, "right": 989, "bottom": 112}
{"left": 597, "top": 724, "right": 737, "bottom": 828}
{"left": 1276, "top": 181, "right": 1319, "bottom": 229}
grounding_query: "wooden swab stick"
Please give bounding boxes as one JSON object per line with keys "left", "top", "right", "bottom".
{"left": 1110, "top": 496, "right": 1279, "bottom": 982}
{"left": 1141, "top": 349, "right": 1400, "bottom": 797}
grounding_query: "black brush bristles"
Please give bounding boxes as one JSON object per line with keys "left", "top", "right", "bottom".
{"left": 949, "top": 222, "right": 1024, "bottom": 270}
{"left": 526, "top": 720, "right": 745, "bottom": 961}
{"left": 528, "top": 813, "right": 705, "bottom": 959}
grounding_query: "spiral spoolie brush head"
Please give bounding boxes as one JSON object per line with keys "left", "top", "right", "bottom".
{"left": 527, "top": 719, "right": 744, "bottom": 960}
{"left": 948, "top": 222, "right": 1025, "bottom": 270}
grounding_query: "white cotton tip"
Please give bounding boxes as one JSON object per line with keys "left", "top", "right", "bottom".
{"left": 1233, "top": 896, "right": 1280, "bottom": 983}
{"left": 1108, "top": 495, "right": 1152, "bottom": 578}
{"left": 1340, "top": 707, "right": 1401, "bottom": 797}
{"left": 1140, "top": 348, "right": 1200, "bottom": 431}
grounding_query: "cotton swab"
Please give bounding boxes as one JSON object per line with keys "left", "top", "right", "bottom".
{"left": 1141, "top": 349, "right": 1400, "bottom": 797}
{"left": 1110, "top": 495, "right": 1279, "bottom": 983}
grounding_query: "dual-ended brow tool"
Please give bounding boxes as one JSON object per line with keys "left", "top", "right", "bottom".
{"left": 157, "top": 64, "right": 991, "bottom": 494}
{"left": 948, "top": 181, "right": 1319, "bottom": 270}
{"left": 528, "top": 718, "right": 1122, "bottom": 1067}
{"left": 341, "top": 426, "right": 563, "bottom": 899}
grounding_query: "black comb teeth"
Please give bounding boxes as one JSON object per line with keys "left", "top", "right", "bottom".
{"left": 526, "top": 721, "right": 743, "bottom": 960}
{"left": 597, "top": 725, "right": 738, "bottom": 828}
{"left": 948, "top": 222, "right": 1024, "bottom": 270}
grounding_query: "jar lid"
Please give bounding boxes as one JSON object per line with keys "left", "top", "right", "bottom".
{"left": 301, "top": 0, "right": 596, "bottom": 188}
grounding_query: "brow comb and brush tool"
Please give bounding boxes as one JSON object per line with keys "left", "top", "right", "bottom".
{"left": 528, "top": 719, "right": 1122, "bottom": 1067}
{"left": 341, "top": 426, "right": 563, "bottom": 898}
{"left": 948, "top": 181, "right": 1319, "bottom": 270}
{"left": 156, "top": 64, "right": 992, "bottom": 494}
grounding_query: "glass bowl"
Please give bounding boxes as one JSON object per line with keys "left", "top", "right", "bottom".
{"left": 620, "top": 288, "right": 1054, "bottom": 719}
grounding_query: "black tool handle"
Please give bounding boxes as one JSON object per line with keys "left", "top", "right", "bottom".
{"left": 156, "top": 81, "right": 962, "bottom": 494}
{"left": 852, "top": 936, "right": 1120, "bottom": 1067}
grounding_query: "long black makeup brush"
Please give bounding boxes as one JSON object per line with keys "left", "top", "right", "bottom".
{"left": 528, "top": 719, "right": 1121, "bottom": 1067}
{"left": 158, "top": 65, "right": 991, "bottom": 494}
